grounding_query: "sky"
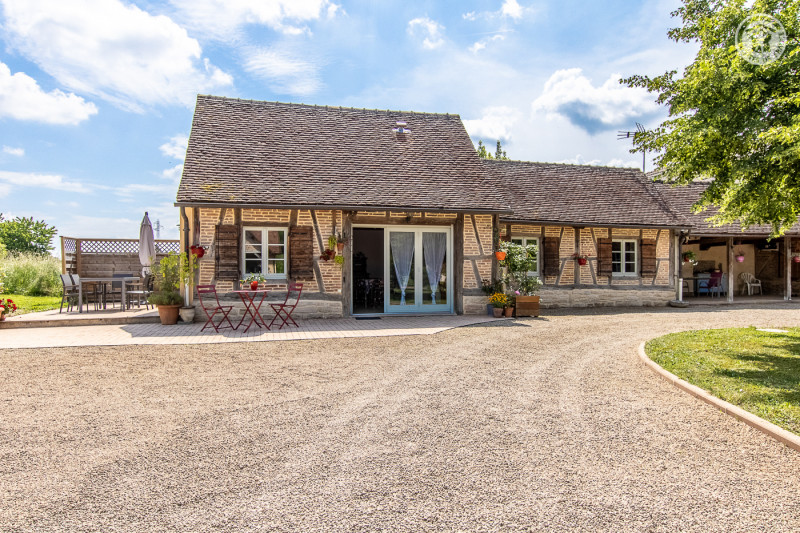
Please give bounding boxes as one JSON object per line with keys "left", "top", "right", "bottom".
{"left": 0, "top": 0, "right": 699, "bottom": 245}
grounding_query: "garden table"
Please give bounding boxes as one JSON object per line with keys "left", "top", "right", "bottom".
{"left": 78, "top": 277, "right": 137, "bottom": 313}
{"left": 232, "top": 289, "right": 270, "bottom": 332}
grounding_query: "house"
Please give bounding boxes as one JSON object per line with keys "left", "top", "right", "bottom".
{"left": 176, "top": 95, "right": 692, "bottom": 317}
{"left": 653, "top": 181, "right": 800, "bottom": 301}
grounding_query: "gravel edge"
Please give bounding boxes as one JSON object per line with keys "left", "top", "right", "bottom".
{"left": 637, "top": 340, "right": 800, "bottom": 453}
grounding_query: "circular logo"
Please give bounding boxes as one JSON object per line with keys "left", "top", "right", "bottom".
{"left": 736, "top": 14, "right": 787, "bottom": 65}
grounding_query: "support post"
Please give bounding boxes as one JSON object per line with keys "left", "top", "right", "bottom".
{"left": 60, "top": 236, "right": 66, "bottom": 274}
{"left": 75, "top": 239, "right": 82, "bottom": 277}
{"left": 786, "top": 235, "right": 792, "bottom": 300}
{"left": 491, "top": 214, "right": 500, "bottom": 282}
{"left": 454, "top": 214, "right": 465, "bottom": 315}
{"left": 342, "top": 210, "right": 353, "bottom": 317}
{"left": 727, "top": 237, "right": 734, "bottom": 303}
{"left": 674, "top": 231, "right": 682, "bottom": 301}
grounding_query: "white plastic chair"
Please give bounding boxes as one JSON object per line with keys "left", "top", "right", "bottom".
{"left": 739, "top": 272, "right": 762, "bottom": 296}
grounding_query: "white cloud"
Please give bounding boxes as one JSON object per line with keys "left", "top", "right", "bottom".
{"left": 0, "top": 62, "right": 98, "bottom": 125}
{"left": 242, "top": 49, "right": 322, "bottom": 96}
{"left": 2, "top": 146, "right": 24, "bottom": 157}
{"left": 1, "top": 0, "right": 232, "bottom": 112}
{"left": 0, "top": 183, "right": 11, "bottom": 197}
{"left": 462, "top": 1, "right": 532, "bottom": 22}
{"left": 161, "top": 164, "right": 184, "bottom": 183}
{"left": 115, "top": 182, "right": 176, "bottom": 198}
{"left": 501, "top": 0, "right": 523, "bottom": 19}
{"left": 159, "top": 134, "right": 189, "bottom": 160}
{"left": 463, "top": 11, "right": 477, "bottom": 21}
{"left": 407, "top": 17, "right": 445, "bottom": 50}
{"left": 557, "top": 155, "right": 641, "bottom": 168}
{"left": 169, "top": 0, "right": 340, "bottom": 41}
{"left": 469, "top": 34, "right": 505, "bottom": 54}
{"left": 463, "top": 106, "right": 519, "bottom": 141}
{"left": 557, "top": 155, "right": 602, "bottom": 166}
{"left": 532, "top": 68, "right": 658, "bottom": 135}
{"left": 0, "top": 170, "right": 93, "bottom": 193}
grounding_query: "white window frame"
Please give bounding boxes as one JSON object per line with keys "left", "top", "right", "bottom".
{"left": 242, "top": 226, "right": 288, "bottom": 279}
{"left": 611, "top": 239, "right": 638, "bottom": 276}
{"left": 510, "top": 236, "right": 540, "bottom": 277}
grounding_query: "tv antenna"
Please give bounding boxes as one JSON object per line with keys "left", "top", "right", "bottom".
{"left": 617, "top": 122, "right": 647, "bottom": 173}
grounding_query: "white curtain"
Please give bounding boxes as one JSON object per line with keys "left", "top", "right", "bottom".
{"left": 390, "top": 232, "right": 415, "bottom": 305}
{"left": 423, "top": 233, "right": 447, "bottom": 304}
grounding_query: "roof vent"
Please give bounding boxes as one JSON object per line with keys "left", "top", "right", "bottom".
{"left": 393, "top": 121, "right": 411, "bottom": 134}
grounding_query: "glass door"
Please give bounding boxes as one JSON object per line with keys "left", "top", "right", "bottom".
{"left": 385, "top": 227, "right": 451, "bottom": 314}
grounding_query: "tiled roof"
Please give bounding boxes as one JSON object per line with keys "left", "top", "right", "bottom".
{"left": 484, "top": 160, "right": 686, "bottom": 228}
{"left": 177, "top": 95, "right": 510, "bottom": 213}
{"left": 652, "top": 181, "right": 800, "bottom": 236}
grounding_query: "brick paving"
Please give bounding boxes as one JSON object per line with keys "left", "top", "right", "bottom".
{"left": 0, "top": 314, "right": 502, "bottom": 348}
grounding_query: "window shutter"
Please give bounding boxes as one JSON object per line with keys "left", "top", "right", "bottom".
{"left": 542, "top": 236, "right": 561, "bottom": 277}
{"left": 289, "top": 226, "right": 314, "bottom": 280}
{"left": 640, "top": 239, "right": 657, "bottom": 276}
{"left": 215, "top": 224, "right": 239, "bottom": 281}
{"left": 597, "top": 238, "right": 612, "bottom": 276}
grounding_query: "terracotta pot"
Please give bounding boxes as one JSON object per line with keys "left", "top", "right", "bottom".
{"left": 495, "top": 251, "right": 506, "bottom": 261}
{"left": 503, "top": 306, "right": 514, "bottom": 317}
{"left": 250, "top": 281, "right": 259, "bottom": 290}
{"left": 577, "top": 258, "right": 587, "bottom": 266}
{"left": 337, "top": 242, "right": 345, "bottom": 251}
{"left": 0, "top": 312, "right": 5, "bottom": 321}
{"left": 156, "top": 304, "right": 181, "bottom": 325}
{"left": 794, "top": 256, "right": 800, "bottom": 264}
{"left": 492, "top": 307, "right": 503, "bottom": 318}
{"left": 515, "top": 295, "right": 540, "bottom": 317}
{"left": 736, "top": 255, "right": 745, "bottom": 263}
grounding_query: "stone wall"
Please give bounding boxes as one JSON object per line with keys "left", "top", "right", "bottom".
{"left": 540, "top": 287, "right": 674, "bottom": 308}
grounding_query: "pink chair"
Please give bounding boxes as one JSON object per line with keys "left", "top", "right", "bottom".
{"left": 197, "top": 285, "right": 236, "bottom": 332}
{"left": 268, "top": 283, "right": 303, "bottom": 329}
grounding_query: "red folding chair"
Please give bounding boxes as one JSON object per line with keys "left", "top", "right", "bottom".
{"left": 269, "top": 283, "right": 303, "bottom": 329}
{"left": 197, "top": 285, "right": 236, "bottom": 332}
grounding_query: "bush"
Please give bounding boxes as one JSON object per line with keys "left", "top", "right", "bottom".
{"left": 0, "top": 253, "right": 62, "bottom": 296}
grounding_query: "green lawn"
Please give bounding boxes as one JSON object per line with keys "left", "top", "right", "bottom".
{"left": 2, "top": 294, "right": 62, "bottom": 315}
{"left": 646, "top": 328, "right": 800, "bottom": 435}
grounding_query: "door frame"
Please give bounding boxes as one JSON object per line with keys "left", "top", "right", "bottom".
{"left": 351, "top": 224, "right": 454, "bottom": 315}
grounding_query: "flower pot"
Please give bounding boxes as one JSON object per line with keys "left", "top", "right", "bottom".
{"left": 156, "top": 304, "right": 181, "bottom": 325}
{"left": 337, "top": 242, "right": 345, "bottom": 251}
{"left": 486, "top": 303, "right": 493, "bottom": 316}
{"left": 0, "top": 312, "right": 5, "bottom": 321}
{"left": 495, "top": 251, "right": 506, "bottom": 261}
{"left": 577, "top": 258, "right": 587, "bottom": 266}
{"left": 503, "top": 306, "right": 514, "bottom": 317}
{"left": 794, "top": 256, "right": 800, "bottom": 264}
{"left": 736, "top": 255, "right": 745, "bottom": 263}
{"left": 515, "top": 295, "right": 540, "bottom": 317}
{"left": 250, "top": 281, "right": 259, "bottom": 290}
{"left": 179, "top": 306, "right": 196, "bottom": 323}
{"left": 492, "top": 307, "right": 503, "bottom": 318}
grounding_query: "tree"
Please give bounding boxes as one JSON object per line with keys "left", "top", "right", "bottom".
{"left": 476, "top": 140, "right": 510, "bottom": 160}
{"left": 0, "top": 214, "right": 57, "bottom": 255}
{"left": 622, "top": 0, "right": 800, "bottom": 236}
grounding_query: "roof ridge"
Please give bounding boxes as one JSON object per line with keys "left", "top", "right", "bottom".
{"left": 481, "top": 159, "right": 643, "bottom": 171}
{"left": 196, "top": 94, "right": 458, "bottom": 118}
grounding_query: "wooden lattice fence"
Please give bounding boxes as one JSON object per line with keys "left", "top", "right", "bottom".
{"left": 60, "top": 237, "right": 180, "bottom": 277}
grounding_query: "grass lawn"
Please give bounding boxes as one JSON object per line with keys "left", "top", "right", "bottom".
{"left": 647, "top": 328, "right": 800, "bottom": 435}
{"left": 2, "top": 294, "right": 62, "bottom": 315}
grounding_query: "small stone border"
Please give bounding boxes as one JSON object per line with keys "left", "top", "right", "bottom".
{"left": 638, "top": 341, "right": 800, "bottom": 453}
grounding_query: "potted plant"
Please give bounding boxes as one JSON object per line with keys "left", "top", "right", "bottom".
{"left": 682, "top": 250, "right": 697, "bottom": 264}
{"left": 179, "top": 251, "right": 199, "bottom": 323}
{"left": 489, "top": 292, "right": 508, "bottom": 318}
{"left": 0, "top": 296, "right": 17, "bottom": 321}
{"left": 336, "top": 231, "right": 349, "bottom": 252}
{"left": 495, "top": 250, "right": 507, "bottom": 261}
{"left": 241, "top": 272, "right": 267, "bottom": 290}
{"left": 573, "top": 253, "right": 588, "bottom": 266}
{"left": 504, "top": 293, "right": 516, "bottom": 317}
{"left": 189, "top": 244, "right": 206, "bottom": 258}
{"left": 320, "top": 249, "right": 335, "bottom": 261}
{"left": 499, "top": 241, "right": 542, "bottom": 317}
{"left": 328, "top": 235, "right": 338, "bottom": 253}
{"left": 735, "top": 250, "right": 745, "bottom": 263}
{"left": 481, "top": 278, "right": 503, "bottom": 315}
{"left": 148, "top": 252, "right": 183, "bottom": 325}
{"left": 334, "top": 255, "right": 344, "bottom": 267}
{"left": 794, "top": 255, "right": 800, "bottom": 264}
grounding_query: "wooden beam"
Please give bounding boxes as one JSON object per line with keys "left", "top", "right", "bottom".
{"left": 350, "top": 216, "right": 456, "bottom": 226}
{"left": 60, "top": 236, "right": 66, "bottom": 274}
{"left": 454, "top": 214, "right": 464, "bottom": 315}
{"left": 76, "top": 239, "right": 82, "bottom": 277}
{"left": 727, "top": 236, "right": 734, "bottom": 303}
{"left": 342, "top": 211, "right": 353, "bottom": 316}
{"left": 786, "top": 235, "right": 792, "bottom": 300}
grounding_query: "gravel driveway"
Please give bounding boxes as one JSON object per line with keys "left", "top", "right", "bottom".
{"left": 3, "top": 304, "right": 800, "bottom": 532}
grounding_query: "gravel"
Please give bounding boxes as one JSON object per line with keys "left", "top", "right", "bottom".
{"left": 2, "top": 304, "right": 800, "bottom": 532}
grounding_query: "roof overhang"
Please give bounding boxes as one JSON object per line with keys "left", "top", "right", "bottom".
{"left": 176, "top": 201, "right": 513, "bottom": 215}
{"left": 499, "top": 217, "right": 688, "bottom": 231}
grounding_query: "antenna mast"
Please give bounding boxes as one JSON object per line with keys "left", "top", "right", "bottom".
{"left": 617, "top": 122, "right": 647, "bottom": 173}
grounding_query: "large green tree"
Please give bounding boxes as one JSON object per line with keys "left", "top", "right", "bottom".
{"left": 623, "top": 0, "right": 799, "bottom": 236}
{"left": 0, "top": 214, "right": 57, "bottom": 255}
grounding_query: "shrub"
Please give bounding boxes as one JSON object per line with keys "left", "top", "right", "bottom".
{"left": 0, "top": 253, "right": 61, "bottom": 296}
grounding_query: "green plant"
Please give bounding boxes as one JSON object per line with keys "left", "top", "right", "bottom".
{"left": 147, "top": 291, "right": 184, "bottom": 306}
{"left": 682, "top": 250, "right": 697, "bottom": 263}
{"left": 241, "top": 272, "right": 267, "bottom": 283}
{"left": 499, "top": 241, "right": 542, "bottom": 296}
{"left": 336, "top": 231, "right": 349, "bottom": 244}
{"left": 327, "top": 235, "right": 338, "bottom": 251}
{"left": 334, "top": 255, "right": 344, "bottom": 267}
{"left": 0, "top": 296, "right": 18, "bottom": 316}
{"left": 180, "top": 251, "right": 198, "bottom": 289}
{"left": 480, "top": 278, "right": 503, "bottom": 296}
{"left": 0, "top": 294, "right": 60, "bottom": 314}
{"left": 489, "top": 292, "right": 509, "bottom": 308}
{"left": 0, "top": 252, "right": 61, "bottom": 296}
{"left": 0, "top": 214, "right": 57, "bottom": 255}
{"left": 148, "top": 252, "right": 182, "bottom": 306}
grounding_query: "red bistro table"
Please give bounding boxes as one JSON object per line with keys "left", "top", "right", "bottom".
{"left": 232, "top": 289, "right": 270, "bottom": 332}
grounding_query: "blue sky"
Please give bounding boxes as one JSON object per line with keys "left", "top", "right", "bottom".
{"left": 0, "top": 0, "right": 697, "bottom": 245}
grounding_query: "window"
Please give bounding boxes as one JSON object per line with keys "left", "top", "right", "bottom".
{"left": 612, "top": 240, "right": 637, "bottom": 275}
{"left": 510, "top": 236, "right": 540, "bottom": 276}
{"left": 243, "top": 227, "right": 287, "bottom": 278}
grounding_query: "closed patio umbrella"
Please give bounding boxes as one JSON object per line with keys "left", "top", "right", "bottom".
{"left": 139, "top": 212, "right": 156, "bottom": 276}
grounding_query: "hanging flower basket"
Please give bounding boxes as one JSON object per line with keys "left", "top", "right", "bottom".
{"left": 682, "top": 251, "right": 697, "bottom": 263}
{"left": 189, "top": 245, "right": 205, "bottom": 258}
{"left": 495, "top": 251, "right": 506, "bottom": 261}
{"left": 794, "top": 256, "right": 800, "bottom": 264}
{"left": 736, "top": 255, "right": 745, "bottom": 263}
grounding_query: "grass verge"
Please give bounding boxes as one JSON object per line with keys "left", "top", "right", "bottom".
{"left": 2, "top": 294, "right": 61, "bottom": 315}
{"left": 646, "top": 328, "right": 800, "bottom": 436}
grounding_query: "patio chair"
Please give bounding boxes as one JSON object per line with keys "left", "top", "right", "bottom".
{"left": 70, "top": 274, "right": 102, "bottom": 311}
{"left": 59, "top": 274, "right": 79, "bottom": 313}
{"left": 739, "top": 272, "right": 763, "bottom": 296}
{"left": 707, "top": 271, "right": 724, "bottom": 298}
{"left": 197, "top": 284, "right": 236, "bottom": 332}
{"left": 269, "top": 283, "right": 303, "bottom": 329}
{"left": 125, "top": 274, "right": 153, "bottom": 310}
{"left": 105, "top": 273, "right": 132, "bottom": 309}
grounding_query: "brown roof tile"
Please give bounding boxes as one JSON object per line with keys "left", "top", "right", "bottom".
{"left": 177, "top": 95, "right": 510, "bottom": 213}
{"left": 484, "top": 160, "right": 686, "bottom": 228}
